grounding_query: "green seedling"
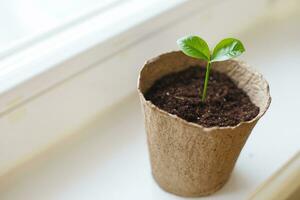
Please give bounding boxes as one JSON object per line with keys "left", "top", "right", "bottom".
{"left": 177, "top": 35, "right": 245, "bottom": 102}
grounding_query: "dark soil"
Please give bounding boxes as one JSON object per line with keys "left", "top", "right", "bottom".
{"left": 145, "top": 66, "right": 259, "bottom": 127}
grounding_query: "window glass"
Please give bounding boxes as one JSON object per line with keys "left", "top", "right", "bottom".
{"left": 0, "top": 0, "right": 121, "bottom": 56}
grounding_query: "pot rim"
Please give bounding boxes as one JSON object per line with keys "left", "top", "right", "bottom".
{"left": 137, "top": 51, "right": 271, "bottom": 132}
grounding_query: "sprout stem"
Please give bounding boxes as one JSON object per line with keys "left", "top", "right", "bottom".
{"left": 201, "top": 61, "right": 211, "bottom": 102}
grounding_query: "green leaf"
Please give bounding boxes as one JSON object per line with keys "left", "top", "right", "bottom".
{"left": 177, "top": 35, "right": 210, "bottom": 61}
{"left": 211, "top": 38, "right": 245, "bottom": 62}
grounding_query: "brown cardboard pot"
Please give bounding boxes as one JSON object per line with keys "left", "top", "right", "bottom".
{"left": 137, "top": 51, "right": 271, "bottom": 197}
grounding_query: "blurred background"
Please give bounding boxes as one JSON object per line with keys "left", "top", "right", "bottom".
{"left": 0, "top": 0, "right": 299, "bottom": 199}
{"left": 0, "top": 0, "right": 119, "bottom": 57}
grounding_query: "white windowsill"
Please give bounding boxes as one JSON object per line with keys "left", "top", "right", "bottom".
{"left": 1, "top": 0, "right": 300, "bottom": 199}
{"left": 0, "top": 0, "right": 275, "bottom": 179}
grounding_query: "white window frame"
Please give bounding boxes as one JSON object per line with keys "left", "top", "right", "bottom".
{"left": 0, "top": 0, "right": 187, "bottom": 114}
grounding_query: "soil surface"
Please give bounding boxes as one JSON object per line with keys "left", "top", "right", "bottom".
{"left": 145, "top": 66, "right": 259, "bottom": 127}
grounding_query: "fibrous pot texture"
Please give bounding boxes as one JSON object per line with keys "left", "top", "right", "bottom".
{"left": 138, "top": 51, "right": 271, "bottom": 197}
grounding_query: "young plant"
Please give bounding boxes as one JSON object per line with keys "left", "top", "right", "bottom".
{"left": 177, "top": 35, "right": 245, "bottom": 102}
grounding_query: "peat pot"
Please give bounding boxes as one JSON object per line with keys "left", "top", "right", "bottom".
{"left": 138, "top": 51, "right": 271, "bottom": 197}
